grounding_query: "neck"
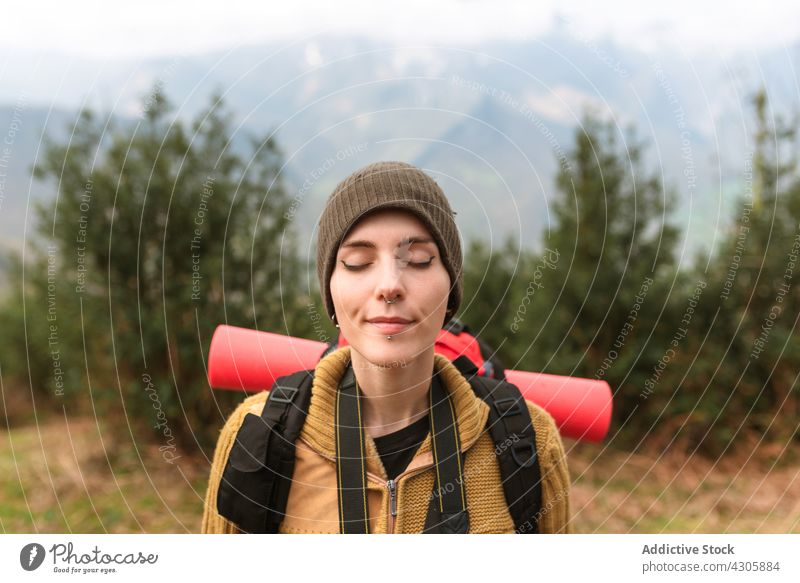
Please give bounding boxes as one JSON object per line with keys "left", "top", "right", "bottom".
{"left": 350, "top": 348, "right": 435, "bottom": 439}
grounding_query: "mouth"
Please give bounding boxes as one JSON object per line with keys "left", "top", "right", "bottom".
{"left": 367, "top": 317, "right": 413, "bottom": 334}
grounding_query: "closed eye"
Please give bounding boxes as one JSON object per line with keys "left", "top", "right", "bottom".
{"left": 340, "top": 257, "right": 436, "bottom": 271}
{"left": 341, "top": 261, "right": 372, "bottom": 272}
{"left": 409, "top": 257, "right": 435, "bottom": 268}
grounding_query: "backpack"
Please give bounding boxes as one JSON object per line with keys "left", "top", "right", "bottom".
{"left": 217, "top": 318, "right": 543, "bottom": 534}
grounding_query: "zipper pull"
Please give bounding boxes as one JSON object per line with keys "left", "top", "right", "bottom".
{"left": 387, "top": 479, "right": 397, "bottom": 516}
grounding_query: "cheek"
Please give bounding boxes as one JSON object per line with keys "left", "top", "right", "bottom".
{"left": 329, "top": 271, "right": 346, "bottom": 312}
{"left": 330, "top": 270, "right": 364, "bottom": 314}
{"left": 420, "top": 268, "right": 451, "bottom": 316}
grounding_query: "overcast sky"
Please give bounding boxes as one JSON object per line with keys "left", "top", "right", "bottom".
{"left": 2, "top": 0, "right": 800, "bottom": 59}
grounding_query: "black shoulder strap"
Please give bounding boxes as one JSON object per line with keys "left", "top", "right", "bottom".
{"left": 216, "top": 369, "right": 314, "bottom": 533}
{"left": 452, "top": 356, "right": 543, "bottom": 534}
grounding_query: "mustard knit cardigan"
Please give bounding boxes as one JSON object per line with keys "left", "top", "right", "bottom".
{"left": 202, "top": 347, "right": 572, "bottom": 534}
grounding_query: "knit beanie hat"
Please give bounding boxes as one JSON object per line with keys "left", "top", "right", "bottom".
{"left": 316, "top": 161, "right": 462, "bottom": 325}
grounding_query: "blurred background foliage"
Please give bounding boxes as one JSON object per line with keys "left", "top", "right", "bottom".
{"left": 0, "top": 86, "right": 797, "bottom": 465}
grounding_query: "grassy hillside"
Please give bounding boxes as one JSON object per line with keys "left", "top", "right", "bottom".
{"left": 2, "top": 414, "right": 797, "bottom": 533}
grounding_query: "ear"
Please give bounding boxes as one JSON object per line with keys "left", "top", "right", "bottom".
{"left": 443, "top": 307, "right": 455, "bottom": 328}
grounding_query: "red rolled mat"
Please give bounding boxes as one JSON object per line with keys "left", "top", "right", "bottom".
{"left": 208, "top": 324, "right": 612, "bottom": 442}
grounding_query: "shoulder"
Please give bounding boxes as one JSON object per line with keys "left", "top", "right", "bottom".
{"left": 219, "top": 391, "right": 271, "bottom": 436}
{"left": 201, "top": 390, "right": 270, "bottom": 534}
{"left": 524, "top": 399, "right": 568, "bottom": 468}
{"left": 212, "top": 390, "right": 272, "bottom": 465}
{"left": 239, "top": 390, "right": 271, "bottom": 415}
{"left": 209, "top": 390, "right": 272, "bottom": 493}
{"left": 524, "top": 399, "right": 572, "bottom": 533}
{"left": 524, "top": 400, "right": 560, "bottom": 450}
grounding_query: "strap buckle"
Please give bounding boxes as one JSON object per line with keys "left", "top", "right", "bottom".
{"left": 511, "top": 441, "right": 538, "bottom": 468}
{"left": 439, "top": 510, "right": 470, "bottom": 534}
{"left": 269, "top": 384, "right": 299, "bottom": 404}
{"left": 493, "top": 396, "right": 522, "bottom": 418}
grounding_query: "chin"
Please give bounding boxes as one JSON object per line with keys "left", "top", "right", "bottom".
{"left": 352, "top": 334, "right": 437, "bottom": 370}
{"left": 350, "top": 342, "right": 415, "bottom": 370}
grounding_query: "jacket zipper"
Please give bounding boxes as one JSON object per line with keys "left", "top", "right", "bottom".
{"left": 298, "top": 436, "right": 459, "bottom": 533}
{"left": 387, "top": 479, "right": 397, "bottom": 533}
{"left": 383, "top": 464, "right": 434, "bottom": 534}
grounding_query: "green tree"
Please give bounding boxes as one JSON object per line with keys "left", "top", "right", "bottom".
{"left": 0, "top": 251, "right": 81, "bottom": 425}
{"left": 528, "top": 116, "right": 681, "bottom": 438}
{"left": 669, "top": 89, "right": 800, "bottom": 455}
{"left": 459, "top": 236, "right": 527, "bottom": 358}
{"left": 27, "top": 87, "right": 311, "bottom": 451}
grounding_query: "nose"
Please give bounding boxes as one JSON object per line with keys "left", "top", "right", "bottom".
{"left": 374, "top": 253, "right": 406, "bottom": 304}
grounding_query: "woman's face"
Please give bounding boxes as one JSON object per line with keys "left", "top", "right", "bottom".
{"left": 329, "top": 208, "right": 451, "bottom": 368}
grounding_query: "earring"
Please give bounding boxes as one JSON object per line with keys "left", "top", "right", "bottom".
{"left": 332, "top": 313, "right": 339, "bottom": 328}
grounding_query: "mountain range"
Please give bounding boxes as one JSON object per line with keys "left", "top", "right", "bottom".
{"left": 1, "top": 29, "right": 798, "bottom": 266}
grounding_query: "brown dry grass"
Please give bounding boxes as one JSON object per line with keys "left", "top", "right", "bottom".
{"left": 0, "top": 413, "right": 208, "bottom": 533}
{"left": 2, "top": 415, "right": 798, "bottom": 533}
{"left": 566, "top": 432, "right": 800, "bottom": 533}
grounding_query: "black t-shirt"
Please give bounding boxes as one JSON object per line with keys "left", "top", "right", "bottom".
{"left": 372, "top": 414, "right": 430, "bottom": 481}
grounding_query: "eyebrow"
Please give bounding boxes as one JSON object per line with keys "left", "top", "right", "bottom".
{"left": 340, "top": 236, "right": 435, "bottom": 249}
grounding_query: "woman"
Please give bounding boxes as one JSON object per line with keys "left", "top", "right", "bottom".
{"left": 202, "top": 161, "right": 571, "bottom": 534}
